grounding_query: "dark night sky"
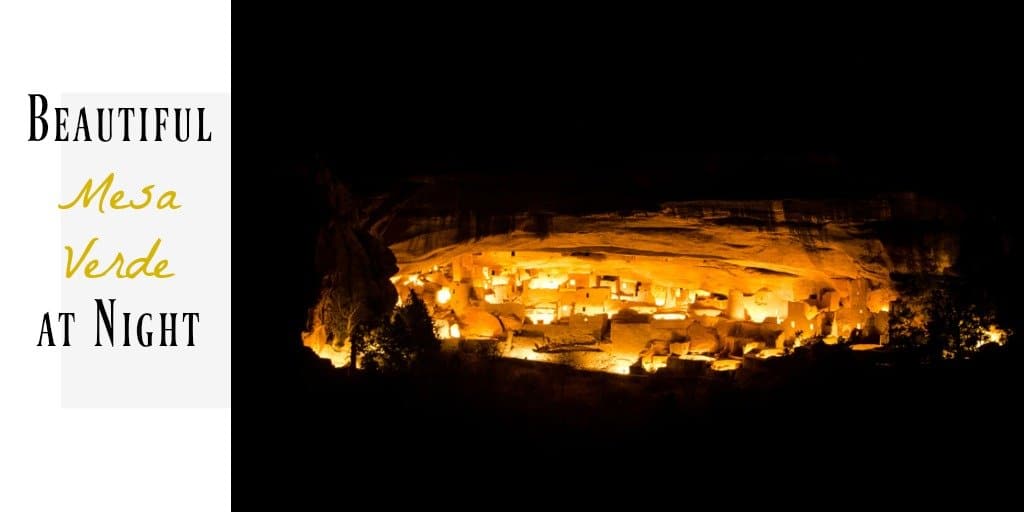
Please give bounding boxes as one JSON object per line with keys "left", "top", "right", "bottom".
{"left": 244, "top": 32, "right": 1017, "bottom": 202}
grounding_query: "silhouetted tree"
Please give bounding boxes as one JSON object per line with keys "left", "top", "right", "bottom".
{"left": 925, "top": 286, "right": 995, "bottom": 359}
{"left": 308, "top": 167, "right": 399, "bottom": 373}
{"left": 888, "top": 299, "right": 927, "bottom": 348}
{"left": 352, "top": 315, "right": 388, "bottom": 373}
{"left": 314, "top": 289, "right": 367, "bottom": 373}
{"left": 338, "top": 302, "right": 362, "bottom": 374}
{"left": 889, "top": 274, "right": 1003, "bottom": 359}
{"left": 361, "top": 291, "right": 441, "bottom": 373}
{"left": 395, "top": 291, "right": 441, "bottom": 363}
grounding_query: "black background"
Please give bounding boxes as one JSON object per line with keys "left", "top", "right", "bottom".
{"left": 232, "top": 12, "right": 1019, "bottom": 500}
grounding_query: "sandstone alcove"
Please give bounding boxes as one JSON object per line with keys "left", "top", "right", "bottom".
{"left": 303, "top": 195, "right": 957, "bottom": 374}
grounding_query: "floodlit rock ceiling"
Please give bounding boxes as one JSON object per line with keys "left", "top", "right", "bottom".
{"left": 384, "top": 198, "right": 959, "bottom": 303}
{"left": 307, "top": 195, "right": 961, "bottom": 374}
{"left": 391, "top": 205, "right": 898, "bottom": 302}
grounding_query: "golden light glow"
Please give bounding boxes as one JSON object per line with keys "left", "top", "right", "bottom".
{"left": 711, "top": 359, "right": 742, "bottom": 371}
{"left": 301, "top": 324, "right": 350, "bottom": 368}
{"left": 526, "top": 307, "right": 556, "bottom": 325}
{"left": 528, "top": 276, "right": 566, "bottom": 289}
{"left": 692, "top": 308, "right": 722, "bottom": 317}
{"left": 316, "top": 346, "right": 349, "bottom": 368}
{"left": 850, "top": 343, "right": 880, "bottom": 351}
{"left": 746, "top": 307, "right": 771, "bottom": 323}
{"left": 642, "top": 357, "right": 670, "bottom": 372}
{"left": 652, "top": 312, "right": 687, "bottom": 321}
{"left": 752, "top": 348, "right": 784, "bottom": 359}
{"left": 742, "top": 342, "right": 764, "bottom": 354}
{"left": 679, "top": 354, "right": 714, "bottom": 362}
{"left": 434, "top": 319, "right": 450, "bottom": 339}
{"left": 986, "top": 328, "right": 1002, "bottom": 344}
{"left": 376, "top": 249, "right": 913, "bottom": 377}
{"left": 978, "top": 325, "right": 1007, "bottom": 348}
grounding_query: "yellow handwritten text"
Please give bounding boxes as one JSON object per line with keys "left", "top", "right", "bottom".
{"left": 58, "top": 172, "right": 181, "bottom": 213}
{"left": 65, "top": 237, "right": 174, "bottom": 279}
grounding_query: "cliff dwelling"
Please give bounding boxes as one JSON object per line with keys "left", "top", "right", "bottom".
{"left": 303, "top": 198, "right": 934, "bottom": 375}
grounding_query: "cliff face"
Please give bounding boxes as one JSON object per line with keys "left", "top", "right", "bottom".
{"left": 379, "top": 195, "right": 961, "bottom": 300}
{"left": 301, "top": 171, "right": 399, "bottom": 367}
{"left": 299, "top": 165, "right": 983, "bottom": 371}
{"left": 353, "top": 193, "right": 972, "bottom": 374}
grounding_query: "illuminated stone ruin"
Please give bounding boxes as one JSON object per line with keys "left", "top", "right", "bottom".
{"left": 387, "top": 249, "right": 896, "bottom": 374}
{"left": 303, "top": 198, "right": 975, "bottom": 374}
